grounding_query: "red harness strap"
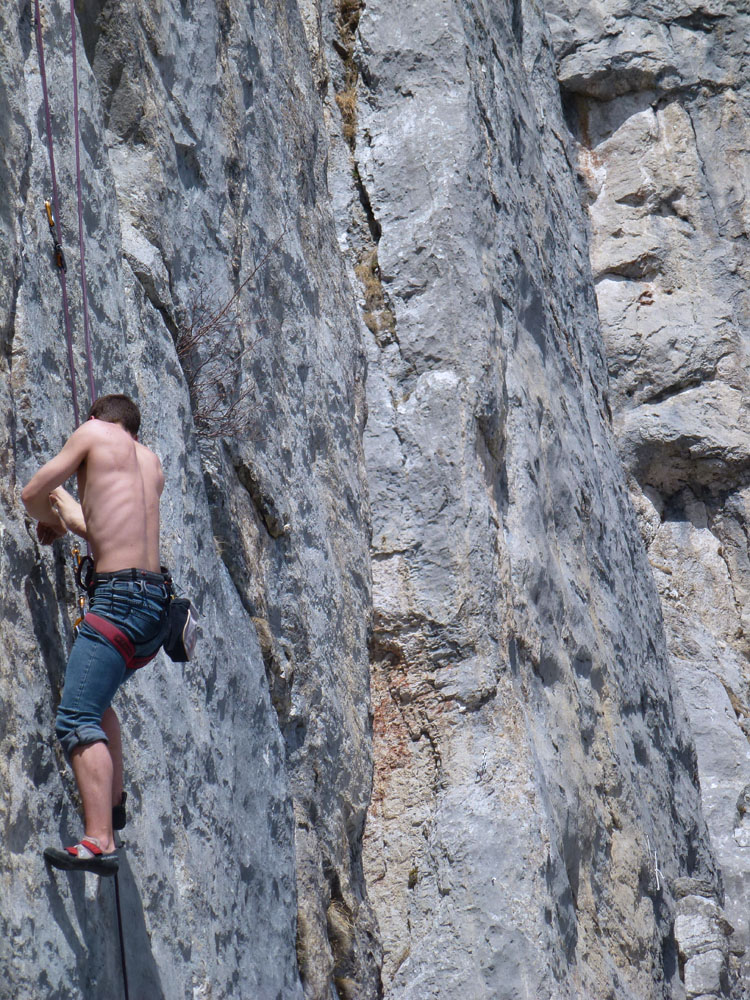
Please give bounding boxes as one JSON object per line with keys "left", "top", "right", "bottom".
{"left": 84, "top": 612, "right": 158, "bottom": 670}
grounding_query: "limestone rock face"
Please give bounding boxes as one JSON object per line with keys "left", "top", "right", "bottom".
{"left": 1, "top": 0, "right": 744, "bottom": 997}
{"left": 314, "top": 0, "right": 727, "bottom": 996}
{"left": 1, "top": 0, "right": 374, "bottom": 996}
{"left": 547, "top": 0, "right": 750, "bottom": 989}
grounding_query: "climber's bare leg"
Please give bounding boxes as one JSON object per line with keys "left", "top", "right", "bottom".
{"left": 69, "top": 740, "right": 116, "bottom": 854}
{"left": 101, "top": 707, "right": 123, "bottom": 808}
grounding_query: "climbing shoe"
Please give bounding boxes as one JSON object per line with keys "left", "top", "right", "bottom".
{"left": 44, "top": 839, "right": 119, "bottom": 877}
{"left": 112, "top": 791, "right": 127, "bottom": 831}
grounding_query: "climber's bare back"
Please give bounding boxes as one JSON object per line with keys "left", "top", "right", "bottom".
{"left": 22, "top": 418, "right": 164, "bottom": 573}
{"left": 78, "top": 421, "right": 163, "bottom": 572}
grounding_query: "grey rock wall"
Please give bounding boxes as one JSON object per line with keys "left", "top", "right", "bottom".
{"left": 1, "top": 0, "right": 374, "bottom": 996}
{"left": 2, "top": 0, "right": 746, "bottom": 997}
{"left": 314, "top": 0, "right": 732, "bottom": 996}
{"left": 547, "top": 0, "right": 750, "bottom": 991}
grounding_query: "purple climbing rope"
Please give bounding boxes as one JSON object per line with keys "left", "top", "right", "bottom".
{"left": 33, "top": 0, "right": 81, "bottom": 426}
{"left": 34, "top": 5, "right": 99, "bottom": 596}
{"left": 34, "top": 12, "right": 124, "bottom": 1000}
{"left": 69, "top": 0, "right": 96, "bottom": 406}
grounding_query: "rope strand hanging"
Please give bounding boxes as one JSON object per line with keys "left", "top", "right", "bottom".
{"left": 68, "top": 0, "right": 96, "bottom": 407}
{"left": 33, "top": 7, "right": 126, "bottom": 998}
{"left": 33, "top": 0, "right": 80, "bottom": 424}
{"left": 33, "top": 0, "right": 97, "bottom": 424}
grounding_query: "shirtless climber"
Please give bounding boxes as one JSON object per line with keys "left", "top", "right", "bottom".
{"left": 22, "top": 394, "right": 169, "bottom": 876}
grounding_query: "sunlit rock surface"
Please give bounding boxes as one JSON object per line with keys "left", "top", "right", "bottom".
{"left": 317, "top": 0, "right": 731, "bottom": 996}
{"left": 548, "top": 0, "right": 750, "bottom": 990}
{"left": 1, "top": 0, "right": 746, "bottom": 997}
{"left": 1, "top": 0, "right": 372, "bottom": 995}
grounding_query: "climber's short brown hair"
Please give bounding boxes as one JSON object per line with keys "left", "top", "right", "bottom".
{"left": 87, "top": 394, "right": 141, "bottom": 436}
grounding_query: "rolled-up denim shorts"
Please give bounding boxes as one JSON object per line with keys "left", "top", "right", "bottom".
{"left": 55, "top": 572, "right": 170, "bottom": 756}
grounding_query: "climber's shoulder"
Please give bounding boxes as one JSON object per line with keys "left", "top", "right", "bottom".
{"left": 134, "top": 440, "right": 165, "bottom": 497}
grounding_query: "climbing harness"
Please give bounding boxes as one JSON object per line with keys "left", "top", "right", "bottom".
{"left": 84, "top": 613, "right": 162, "bottom": 671}
{"left": 82, "top": 574, "right": 197, "bottom": 665}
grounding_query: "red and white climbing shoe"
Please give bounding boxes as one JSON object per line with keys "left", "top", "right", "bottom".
{"left": 44, "top": 839, "right": 119, "bottom": 877}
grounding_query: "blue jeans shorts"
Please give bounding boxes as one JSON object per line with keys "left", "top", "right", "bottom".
{"left": 55, "top": 574, "right": 170, "bottom": 756}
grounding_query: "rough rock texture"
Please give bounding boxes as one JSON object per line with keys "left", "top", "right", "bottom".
{"left": 548, "top": 0, "right": 750, "bottom": 989}
{"left": 675, "top": 880, "right": 736, "bottom": 1000}
{"left": 313, "top": 0, "right": 732, "bottom": 996}
{"left": 1, "top": 0, "right": 374, "bottom": 996}
{"left": 2, "top": 0, "right": 746, "bottom": 997}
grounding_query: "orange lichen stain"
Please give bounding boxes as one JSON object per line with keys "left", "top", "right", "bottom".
{"left": 369, "top": 658, "right": 413, "bottom": 812}
{"left": 368, "top": 629, "right": 450, "bottom": 820}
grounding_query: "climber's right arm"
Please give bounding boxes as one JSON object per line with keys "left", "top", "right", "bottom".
{"left": 21, "top": 423, "right": 93, "bottom": 524}
{"left": 49, "top": 487, "right": 88, "bottom": 539}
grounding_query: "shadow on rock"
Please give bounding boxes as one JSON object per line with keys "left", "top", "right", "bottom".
{"left": 45, "top": 845, "right": 165, "bottom": 1000}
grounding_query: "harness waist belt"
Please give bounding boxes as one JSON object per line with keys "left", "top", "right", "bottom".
{"left": 92, "top": 568, "right": 170, "bottom": 586}
{"left": 84, "top": 612, "right": 159, "bottom": 671}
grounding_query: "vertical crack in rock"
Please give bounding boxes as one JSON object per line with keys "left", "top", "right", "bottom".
{"left": 333, "top": 0, "right": 362, "bottom": 148}
{"left": 331, "top": 0, "right": 396, "bottom": 348}
{"left": 322, "top": 0, "right": 732, "bottom": 994}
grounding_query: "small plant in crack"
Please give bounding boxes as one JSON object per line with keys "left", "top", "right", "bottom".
{"left": 334, "top": 0, "right": 363, "bottom": 148}
{"left": 175, "top": 287, "right": 255, "bottom": 439}
{"left": 334, "top": 1, "right": 398, "bottom": 345}
{"left": 335, "top": 88, "right": 358, "bottom": 144}
{"left": 175, "top": 236, "right": 284, "bottom": 439}
{"left": 354, "top": 249, "right": 396, "bottom": 341}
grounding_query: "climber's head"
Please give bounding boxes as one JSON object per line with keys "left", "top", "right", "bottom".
{"left": 87, "top": 394, "right": 141, "bottom": 437}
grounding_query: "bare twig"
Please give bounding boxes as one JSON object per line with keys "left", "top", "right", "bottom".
{"left": 175, "top": 234, "right": 285, "bottom": 438}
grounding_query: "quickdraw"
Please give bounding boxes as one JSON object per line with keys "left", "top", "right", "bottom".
{"left": 44, "top": 200, "right": 67, "bottom": 273}
{"left": 70, "top": 542, "right": 94, "bottom": 632}
{"left": 71, "top": 541, "right": 95, "bottom": 593}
